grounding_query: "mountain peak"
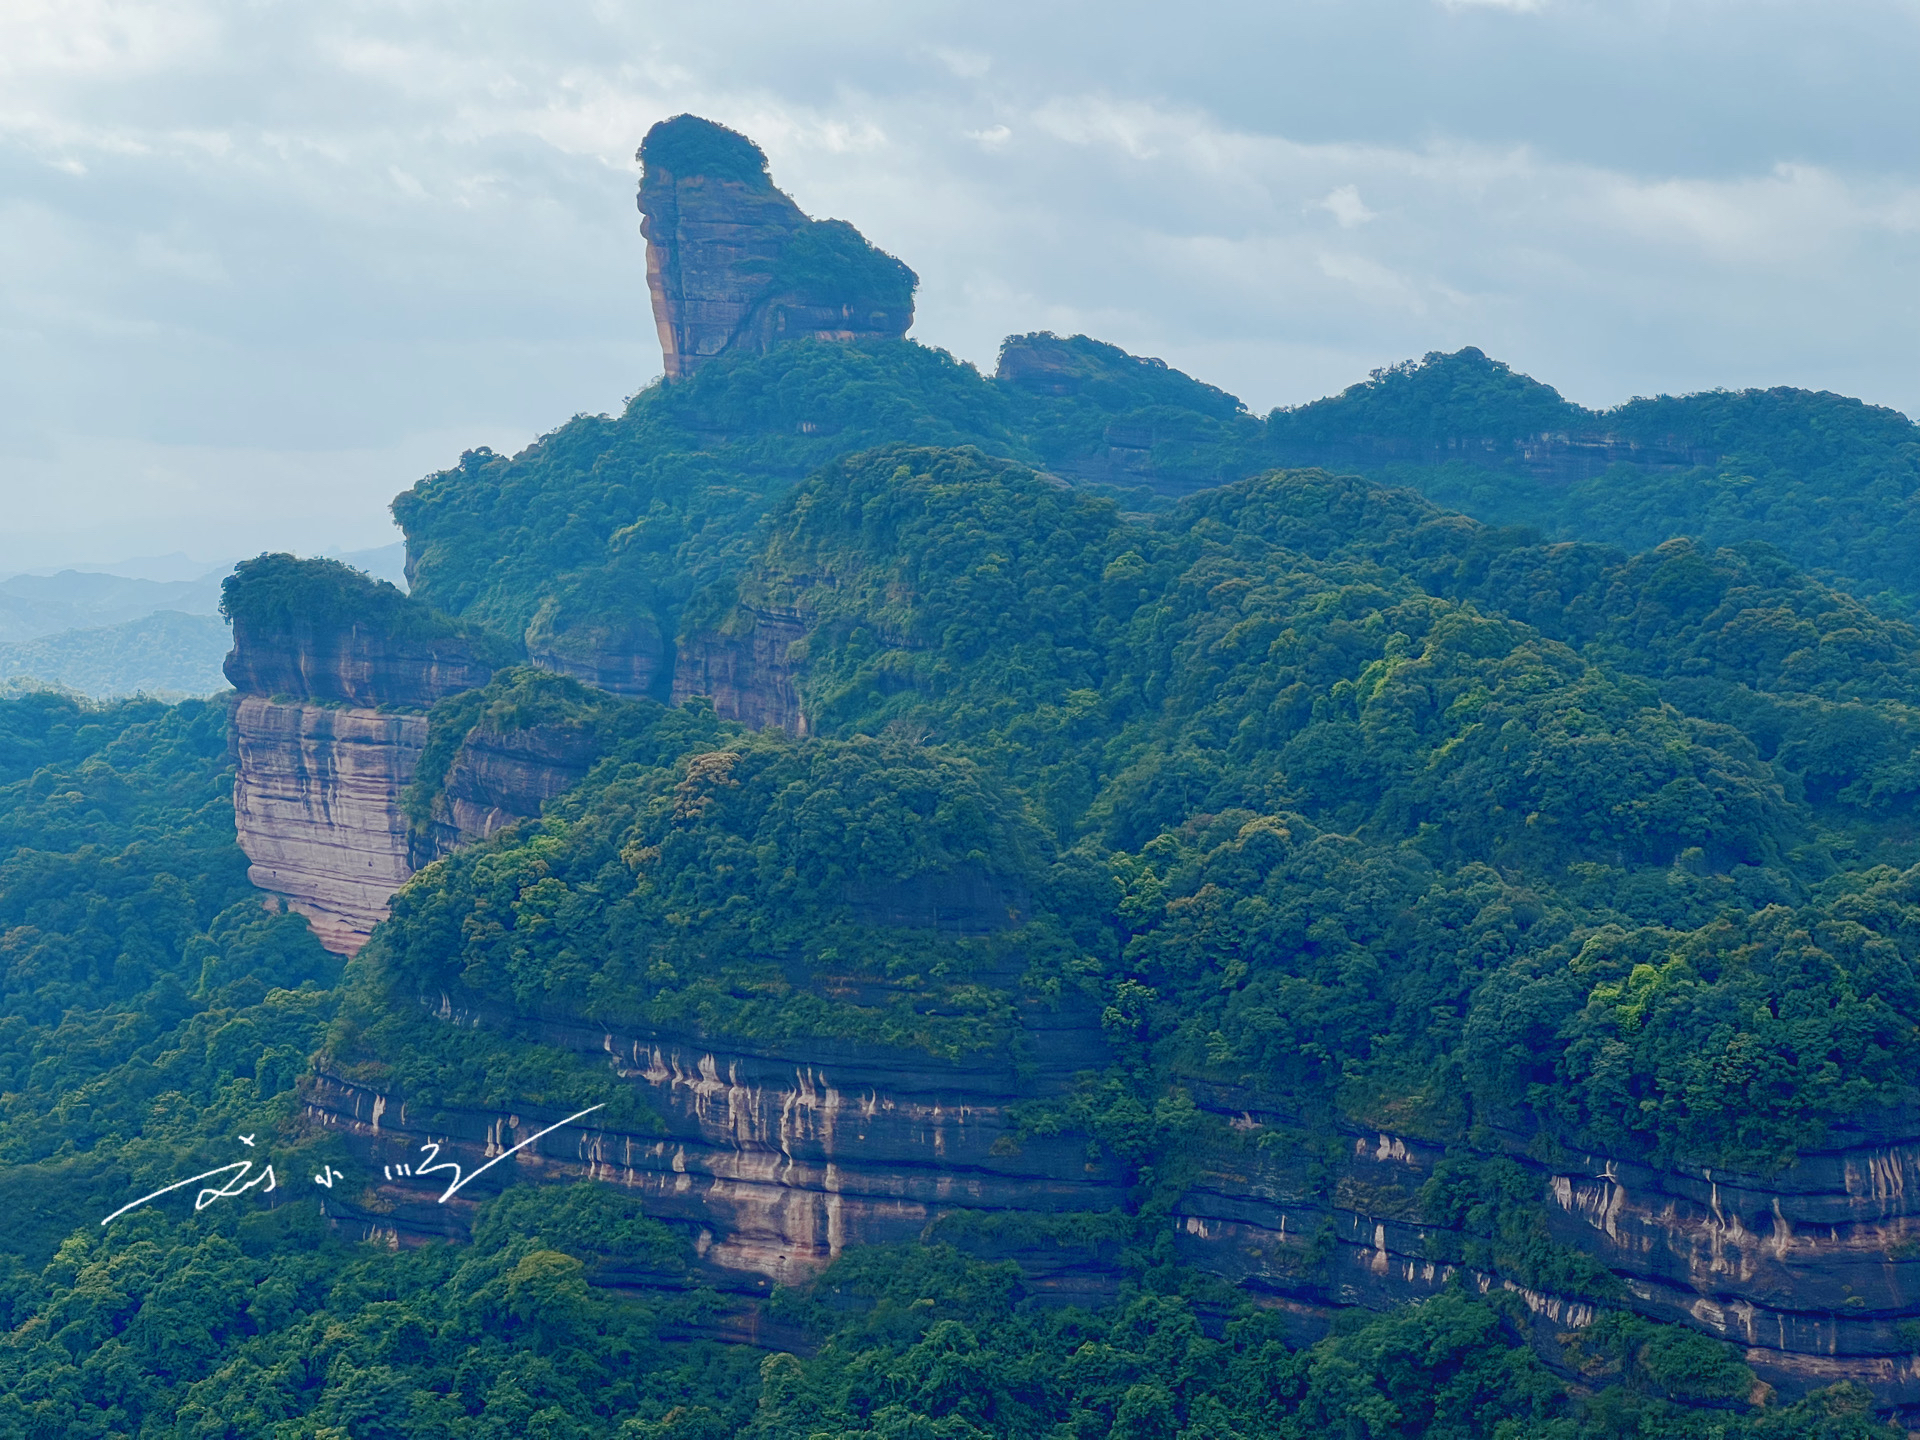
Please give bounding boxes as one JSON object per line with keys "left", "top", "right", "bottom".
{"left": 636, "top": 114, "right": 917, "bottom": 379}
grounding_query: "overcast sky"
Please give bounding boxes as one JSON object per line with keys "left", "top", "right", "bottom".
{"left": 3, "top": 0, "right": 1916, "bottom": 572}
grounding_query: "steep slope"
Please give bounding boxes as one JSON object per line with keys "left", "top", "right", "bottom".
{"left": 187, "top": 113, "right": 1920, "bottom": 1427}
{"left": 218, "top": 555, "right": 514, "bottom": 952}
{"left": 2, "top": 686, "right": 1903, "bottom": 1438}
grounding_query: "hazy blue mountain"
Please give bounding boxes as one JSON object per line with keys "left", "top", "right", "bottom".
{"left": 0, "top": 569, "right": 226, "bottom": 644}
{"left": 0, "top": 610, "right": 232, "bottom": 698}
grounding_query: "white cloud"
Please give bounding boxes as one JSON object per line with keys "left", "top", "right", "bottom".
{"left": 929, "top": 46, "right": 991, "bottom": 80}
{"left": 0, "top": 0, "right": 1914, "bottom": 563}
{"left": 1316, "top": 184, "right": 1376, "bottom": 227}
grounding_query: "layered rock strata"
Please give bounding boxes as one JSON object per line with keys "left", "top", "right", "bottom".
{"left": 223, "top": 617, "right": 495, "bottom": 709}
{"left": 1173, "top": 1112, "right": 1920, "bottom": 1408}
{"left": 230, "top": 698, "right": 427, "bottom": 954}
{"left": 637, "top": 114, "right": 914, "bottom": 380}
{"left": 524, "top": 606, "right": 668, "bottom": 699}
{"left": 303, "top": 999, "right": 1123, "bottom": 1300}
{"left": 302, "top": 996, "right": 1920, "bottom": 1409}
{"left": 233, "top": 701, "right": 603, "bottom": 952}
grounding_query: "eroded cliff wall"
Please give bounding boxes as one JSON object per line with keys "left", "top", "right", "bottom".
{"left": 222, "top": 554, "right": 514, "bottom": 953}
{"left": 299, "top": 1013, "right": 1920, "bottom": 1406}
{"left": 417, "top": 721, "right": 602, "bottom": 861}
{"left": 668, "top": 605, "right": 809, "bottom": 733}
{"left": 231, "top": 697, "right": 426, "bottom": 954}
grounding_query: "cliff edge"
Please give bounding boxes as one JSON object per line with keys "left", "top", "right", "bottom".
{"left": 220, "top": 555, "right": 512, "bottom": 953}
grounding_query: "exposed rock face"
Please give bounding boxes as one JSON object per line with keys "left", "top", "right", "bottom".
{"left": 1173, "top": 1110, "right": 1920, "bottom": 1408}
{"left": 305, "top": 996, "right": 1124, "bottom": 1298}
{"left": 223, "top": 618, "right": 495, "bottom": 709}
{"left": 637, "top": 115, "right": 915, "bottom": 380}
{"left": 230, "top": 698, "right": 426, "bottom": 954}
{"left": 418, "top": 722, "right": 602, "bottom": 861}
{"left": 221, "top": 564, "right": 505, "bottom": 953}
{"left": 669, "top": 605, "right": 809, "bottom": 733}
{"left": 524, "top": 605, "right": 668, "bottom": 699}
{"left": 301, "top": 995, "right": 1920, "bottom": 1407}
{"left": 233, "top": 701, "right": 605, "bottom": 951}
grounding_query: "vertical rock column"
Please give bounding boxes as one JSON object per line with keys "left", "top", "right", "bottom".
{"left": 636, "top": 113, "right": 915, "bottom": 380}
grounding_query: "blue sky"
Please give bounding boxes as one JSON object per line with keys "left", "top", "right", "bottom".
{"left": 3, "top": 0, "right": 1916, "bottom": 570}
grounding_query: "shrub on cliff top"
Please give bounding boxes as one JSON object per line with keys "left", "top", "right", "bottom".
{"left": 220, "top": 554, "right": 514, "bottom": 667}
{"left": 221, "top": 553, "right": 429, "bottom": 632}
{"left": 770, "top": 218, "right": 918, "bottom": 311}
{"left": 639, "top": 113, "right": 771, "bottom": 188}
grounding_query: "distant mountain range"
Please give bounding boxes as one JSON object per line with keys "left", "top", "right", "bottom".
{"left": 0, "top": 542, "right": 406, "bottom": 698}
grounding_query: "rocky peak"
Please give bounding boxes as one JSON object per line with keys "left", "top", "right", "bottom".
{"left": 637, "top": 114, "right": 916, "bottom": 379}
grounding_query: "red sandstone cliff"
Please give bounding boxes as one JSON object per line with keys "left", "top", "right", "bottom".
{"left": 637, "top": 114, "right": 915, "bottom": 380}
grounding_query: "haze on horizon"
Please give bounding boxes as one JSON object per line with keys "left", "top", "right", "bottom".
{"left": 3, "top": 0, "right": 1916, "bottom": 574}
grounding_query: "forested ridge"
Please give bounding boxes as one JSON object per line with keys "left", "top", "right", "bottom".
{"left": 6, "top": 332, "right": 1920, "bottom": 1436}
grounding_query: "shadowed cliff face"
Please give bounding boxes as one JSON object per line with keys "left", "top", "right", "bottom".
{"left": 222, "top": 618, "right": 496, "bottom": 709}
{"left": 419, "top": 721, "right": 601, "bottom": 861}
{"left": 669, "top": 605, "right": 809, "bottom": 733}
{"left": 637, "top": 115, "right": 915, "bottom": 380}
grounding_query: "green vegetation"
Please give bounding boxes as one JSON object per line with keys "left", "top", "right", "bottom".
{"left": 0, "top": 612, "right": 232, "bottom": 699}
{"left": 1271, "top": 348, "right": 1920, "bottom": 610}
{"left": 770, "top": 218, "right": 917, "bottom": 312}
{"left": 0, "top": 691, "right": 340, "bottom": 1262}
{"left": 999, "top": 332, "right": 1271, "bottom": 496}
{"left": 639, "top": 113, "right": 771, "bottom": 188}
{"left": 11, "top": 330, "right": 1920, "bottom": 1432}
{"left": 220, "top": 553, "right": 478, "bottom": 647}
{"left": 11, "top": 1182, "right": 1894, "bottom": 1438}
{"left": 1268, "top": 347, "right": 1586, "bottom": 444}
{"left": 4, "top": 687, "right": 1889, "bottom": 1436}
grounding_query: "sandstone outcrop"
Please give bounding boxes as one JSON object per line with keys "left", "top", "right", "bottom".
{"left": 637, "top": 115, "right": 916, "bottom": 380}
{"left": 416, "top": 721, "right": 602, "bottom": 862}
{"left": 221, "top": 555, "right": 515, "bottom": 952}
{"left": 301, "top": 998, "right": 1920, "bottom": 1407}
{"left": 230, "top": 697, "right": 426, "bottom": 954}
{"left": 232, "top": 699, "right": 606, "bottom": 950}
{"left": 305, "top": 994, "right": 1122, "bottom": 1296}
{"left": 223, "top": 615, "right": 496, "bottom": 710}
{"left": 669, "top": 604, "right": 809, "bottom": 733}
{"left": 524, "top": 603, "right": 668, "bottom": 699}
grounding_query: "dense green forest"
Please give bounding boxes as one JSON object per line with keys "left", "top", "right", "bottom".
{"left": 0, "top": 692, "right": 1898, "bottom": 1438}
{"left": 9, "top": 330, "right": 1920, "bottom": 1436}
{"left": 1269, "top": 349, "right": 1920, "bottom": 611}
